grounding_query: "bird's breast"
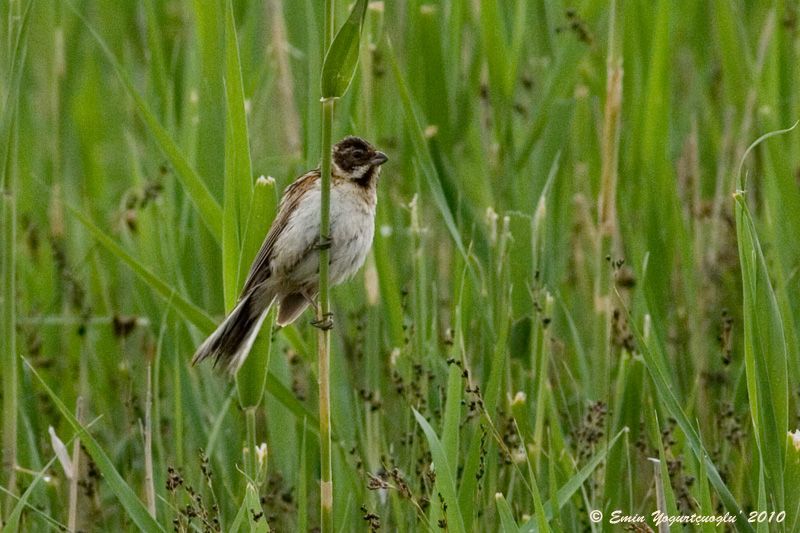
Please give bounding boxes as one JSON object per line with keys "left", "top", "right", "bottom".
{"left": 270, "top": 180, "right": 376, "bottom": 290}
{"left": 328, "top": 183, "right": 376, "bottom": 284}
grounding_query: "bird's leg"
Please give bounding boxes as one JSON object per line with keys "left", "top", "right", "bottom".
{"left": 305, "top": 290, "right": 333, "bottom": 330}
{"left": 302, "top": 291, "right": 318, "bottom": 307}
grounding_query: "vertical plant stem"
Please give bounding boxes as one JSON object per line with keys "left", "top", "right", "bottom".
{"left": 319, "top": 0, "right": 336, "bottom": 528}
{"left": 245, "top": 407, "right": 258, "bottom": 480}
{"left": 173, "top": 349, "right": 184, "bottom": 467}
{"left": 323, "top": 0, "right": 335, "bottom": 49}
{"left": 594, "top": 0, "right": 623, "bottom": 399}
{"left": 0, "top": 3, "right": 28, "bottom": 506}
{"left": 1, "top": 127, "right": 18, "bottom": 518}
{"left": 318, "top": 97, "right": 334, "bottom": 533}
{"left": 68, "top": 397, "right": 84, "bottom": 531}
{"left": 143, "top": 366, "right": 156, "bottom": 518}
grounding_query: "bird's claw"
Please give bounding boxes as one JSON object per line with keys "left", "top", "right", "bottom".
{"left": 311, "top": 312, "right": 334, "bottom": 331}
{"left": 315, "top": 235, "right": 333, "bottom": 251}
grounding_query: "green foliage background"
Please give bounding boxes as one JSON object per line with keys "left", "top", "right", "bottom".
{"left": 2, "top": 0, "right": 800, "bottom": 531}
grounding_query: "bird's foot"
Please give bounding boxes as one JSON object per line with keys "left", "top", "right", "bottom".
{"left": 311, "top": 312, "right": 334, "bottom": 331}
{"left": 315, "top": 235, "right": 332, "bottom": 251}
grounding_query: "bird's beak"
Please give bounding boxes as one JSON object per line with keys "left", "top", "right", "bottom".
{"left": 370, "top": 151, "right": 388, "bottom": 166}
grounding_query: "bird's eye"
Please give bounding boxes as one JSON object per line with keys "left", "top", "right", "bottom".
{"left": 352, "top": 149, "right": 365, "bottom": 158}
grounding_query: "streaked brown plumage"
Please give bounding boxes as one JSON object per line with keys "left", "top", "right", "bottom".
{"left": 192, "top": 136, "right": 387, "bottom": 374}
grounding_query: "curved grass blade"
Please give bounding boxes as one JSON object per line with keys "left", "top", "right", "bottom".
{"left": 736, "top": 121, "right": 798, "bottom": 190}
{"left": 732, "top": 124, "right": 797, "bottom": 508}
{"left": 734, "top": 193, "right": 788, "bottom": 505}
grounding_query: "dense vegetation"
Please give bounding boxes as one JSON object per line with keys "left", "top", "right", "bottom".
{"left": 2, "top": 1, "right": 799, "bottom": 531}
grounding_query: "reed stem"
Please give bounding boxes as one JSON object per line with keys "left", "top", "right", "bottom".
{"left": 1, "top": 129, "right": 18, "bottom": 517}
{"left": 318, "top": 0, "right": 336, "bottom": 528}
{"left": 245, "top": 407, "right": 258, "bottom": 480}
{"left": 318, "top": 96, "right": 335, "bottom": 533}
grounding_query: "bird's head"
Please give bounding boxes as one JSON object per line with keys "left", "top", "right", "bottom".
{"left": 332, "top": 136, "right": 388, "bottom": 183}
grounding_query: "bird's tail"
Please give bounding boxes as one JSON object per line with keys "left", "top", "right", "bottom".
{"left": 192, "top": 292, "right": 273, "bottom": 375}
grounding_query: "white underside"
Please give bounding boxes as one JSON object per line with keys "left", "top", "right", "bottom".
{"left": 270, "top": 179, "right": 376, "bottom": 293}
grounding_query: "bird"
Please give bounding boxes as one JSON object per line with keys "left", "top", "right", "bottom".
{"left": 192, "top": 136, "right": 387, "bottom": 374}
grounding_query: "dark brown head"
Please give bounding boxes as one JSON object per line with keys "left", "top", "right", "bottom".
{"left": 332, "top": 136, "right": 388, "bottom": 183}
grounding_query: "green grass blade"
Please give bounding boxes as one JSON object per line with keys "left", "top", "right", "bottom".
{"left": 695, "top": 437, "right": 717, "bottom": 533}
{"left": 1, "top": 0, "right": 33, "bottom": 508}
{"left": 320, "top": 0, "right": 368, "bottom": 98}
{"left": 69, "top": 206, "right": 216, "bottom": 333}
{"left": 785, "top": 433, "right": 800, "bottom": 532}
{"left": 235, "top": 176, "right": 278, "bottom": 408}
{"left": 412, "top": 408, "right": 466, "bottom": 533}
{"left": 623, "top": 305, "right": 755, "bottom": 533}
{"left": 645, "top": 408, "right": 678, "bottom": 517}
{"left": 265, "top": 375, "right": 320, "bottom": 432}
{"left": 239, "top": 176, "right": 279, "bottom": 291}
{"left": 191, "top": 0, "right": 225, "bottom": 197}
{"left": 386, "top": 40, "right": 468, "bottom": 262}
{"left": 0, "top": 0, "right": 32, "bottom": 182}
{"left": 2, "top": 454, "right": 58, "bottom": 533}
{"left": 458, "top": 301, "right": 511, "bottom": 522}
{"left": 732, "top": 124, "right": 796, "bottom": 508}
{"left": 441, "top": 357, "right": 462, "bottom": 468}
{"left": 734, "top": 192, "right": 788, "bottom": 505}
{"left": 479, "top": 0, "right": 511, "bottom": 101}
{"left": 236, "top": 308, "right": 275, "bottom": 409}
{"left": 495, "top": 492, "right": 521, "bottom": 533}
{"left": 521, "top": 428, "right": 626, "bottom": 532}
{"left": 230, "top": 482, "right": 269, "bottom": 532}
{"left": 143, "top": 0, "right": 170, "bottom": 117}
{"left": 737, "top": 122, "right": 798, "bottom": 190}
{"left": 65, "top": 1, "right": 223, "bottom": 241}
{"left": 222, "top": 0, "right": 254, "bottom": 309}
{"left": 26, "top": 361, "right": 165, "bottom": 532}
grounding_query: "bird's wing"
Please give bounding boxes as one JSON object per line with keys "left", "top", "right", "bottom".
{"left": 240, "top": 169, "right": 320, "bottom": 296}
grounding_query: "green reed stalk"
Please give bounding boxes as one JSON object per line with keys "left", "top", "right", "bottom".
{"left": 1, "top": 170, "right": 17, "bottom": 515}
{"left": 318, "top": 0, "right": 335, "bottom": 529}
{"left": 1, "top": 1, "right": 32, "bottom": 511}
{"left": 315, "top": 0, "right": 368, "bottom": 525}
{"left": 245, "top": 407, "right": 258, "bottom": 480}
{"left": 317, "top": 96, "right": 334, "bottom": 533}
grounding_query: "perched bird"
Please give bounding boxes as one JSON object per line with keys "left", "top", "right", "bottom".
{"left": 192, "top": 136, "right": 387, "bottom": 374}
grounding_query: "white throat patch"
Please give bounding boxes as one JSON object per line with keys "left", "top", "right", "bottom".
{"left": 349, "top": 164, "right": 370, "bottom": 180}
